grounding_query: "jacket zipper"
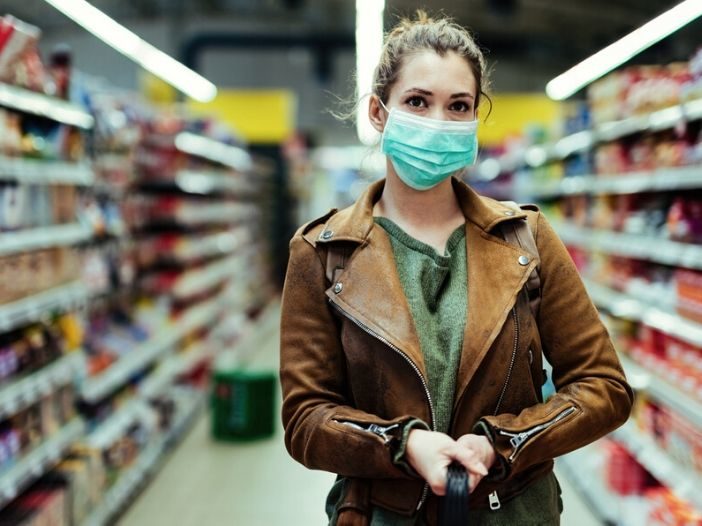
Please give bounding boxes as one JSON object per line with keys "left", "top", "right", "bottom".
{"left": 493, "top": 308, "right": 519, "bottom": 415}
{"left": 332, "top": 421, "right": 401, "bottom": 445}
{"left": 496, "top": 406, "right": 577, "bottom": 462}
{"left": 329, "top": 300, "right": 435, "bottom": 512}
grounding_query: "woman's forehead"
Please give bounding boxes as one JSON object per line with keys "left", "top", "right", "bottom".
{"left": 394, "top": 50, "right": 477, "bottom": 96}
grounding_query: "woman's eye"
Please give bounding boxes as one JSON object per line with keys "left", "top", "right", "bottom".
{"left": 450, "top": 101, "right": 471, "bottom": 112}
{"left": 406, "top": 96, "right": 426, "bottom": 108}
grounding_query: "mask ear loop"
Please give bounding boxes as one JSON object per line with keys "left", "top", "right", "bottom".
{"left": 377, "top": 97, "right": 390, "bottom": 114}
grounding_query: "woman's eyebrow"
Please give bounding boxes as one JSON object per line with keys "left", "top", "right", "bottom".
{"left": 404, "top": 87, "right": 433, "bottom": 95}
{"left": 402, "top": 88, "right": 475, "bottom": 100}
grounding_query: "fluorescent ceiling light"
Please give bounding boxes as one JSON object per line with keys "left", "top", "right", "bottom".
{"left": 43, "top": 0, "right": 217, "bottom": 102}
{"left": 546, "top": 0, "right": 702, "bottom": 101}
{"left": 356, "top": 0, "right": 385, "bottom": 145}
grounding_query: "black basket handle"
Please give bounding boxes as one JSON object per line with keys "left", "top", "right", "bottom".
{"left": 439, "top": 461, "right": 470, "bottom": 526}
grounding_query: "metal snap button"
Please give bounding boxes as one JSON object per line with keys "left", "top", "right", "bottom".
{"left": 518, "top": 255, "right": 529, "bottom": 266}
{"left": 333, "top": 282, "right": 343, "bottom": 294}
{"left": 321, "top": 230, "right": 334, "bottom": 240}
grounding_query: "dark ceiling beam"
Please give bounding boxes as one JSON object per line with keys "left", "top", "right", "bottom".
{"left": 180, "top": 32, "right": 355, "bottom": 82}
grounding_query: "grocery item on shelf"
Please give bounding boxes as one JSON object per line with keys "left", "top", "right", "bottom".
{"left": 0, "top": 184, "right": 78, "bottom": 232}
{"left": 0, "top": 247, "right": 81, "bottom": 305}
{"left": 668, "top": 196, "right": 702, "bottom": 244}
{"left": 0, "top": 385, "right": 76, "bottom": 470}
{"left": 588, "top": 63, "right": 691, "bottom": 125}
{"left": 83, "top": 302, "right": 160, "bottom": 379}
{"left": 0, "top": 315, "right": 82, "bottom": 388}
{"left": 676, "top": 269, "right": 702, "bottom": 324}
{"left": 0, "top": 16, "right": 41, "bottom": 91}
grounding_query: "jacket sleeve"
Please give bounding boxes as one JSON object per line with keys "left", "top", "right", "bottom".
{"left": 474, "top": 212, "right": 634, "bottom": 481}
{"left": 280, "top": 233, "right": 424, "bottom": 479}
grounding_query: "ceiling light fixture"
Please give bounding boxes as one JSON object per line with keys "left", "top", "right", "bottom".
{"left": 42, "top": 0, "right": 217, "bottom": 102}
{"left": 546, "top": 0, "right": 702, "bottom": 101}
{"left": 356, "top": 0, "right": 385, "bottom": 145}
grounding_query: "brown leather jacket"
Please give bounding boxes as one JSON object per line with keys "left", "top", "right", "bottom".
{"left": 280, "top": 177, "right": 633, "bottom": 523}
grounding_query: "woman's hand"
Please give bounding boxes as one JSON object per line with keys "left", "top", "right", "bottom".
{"left": 456, "top": 434, "right": 497, "bottom": 492}
{"left": 406, "top": 429, "right": 488, "bottom": 496}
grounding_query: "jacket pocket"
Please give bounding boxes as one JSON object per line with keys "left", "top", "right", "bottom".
{"left": 494, "top": 405, "right": 578, "bottom": 463}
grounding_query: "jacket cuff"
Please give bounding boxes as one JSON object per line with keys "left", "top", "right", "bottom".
{"left": 472, "top": 420, "right": 511, "bottom": 482}
{"left": 391, "top": 418, "right": 431, "bottom": 477}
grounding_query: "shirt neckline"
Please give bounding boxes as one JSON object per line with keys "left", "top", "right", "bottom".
{"left": 374, "top": 216, "right": 465, "bottom": 261}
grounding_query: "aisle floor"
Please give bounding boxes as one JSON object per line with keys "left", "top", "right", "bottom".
{"left": 120, "top": 302, "right": 603, "bottom": 526}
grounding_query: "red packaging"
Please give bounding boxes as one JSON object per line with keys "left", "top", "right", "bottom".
{"left": 605, "top": 440, "right": 648, "bottom": 495}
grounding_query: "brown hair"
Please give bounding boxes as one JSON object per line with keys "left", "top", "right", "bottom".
{"left": 373, "top": 10, "right": 491, "bottom": 114}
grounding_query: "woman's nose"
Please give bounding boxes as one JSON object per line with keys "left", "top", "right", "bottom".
{"left": 428, "top": 108, "right": 450, "bottom": 121}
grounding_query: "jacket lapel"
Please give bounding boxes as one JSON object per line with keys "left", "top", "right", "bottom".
{"left": 316, "top": 177, "right": 539, "bottom": 406}
{"left": 326, "top": 225, "right": 426, "bottom": 378}
{"left": 452, "top": 222, "right": 538, "bottom": 410}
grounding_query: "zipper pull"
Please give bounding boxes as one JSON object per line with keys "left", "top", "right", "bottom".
{"left": 509, "top": 432, "right": 530, "bottom": 449}
{"left": 488, "top": 491, "right": 501, "bottom": 511}
{"left": 367, "top": 423, "right": 400, "bottom": 444}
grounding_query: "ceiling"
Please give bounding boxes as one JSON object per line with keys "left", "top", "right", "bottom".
{"left": 4, "top": 0, "right": 698, "bottom": 90}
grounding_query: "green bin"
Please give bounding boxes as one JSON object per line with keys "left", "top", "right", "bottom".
{"left": 211, "top": 369, "right": 277, "bottom": 441}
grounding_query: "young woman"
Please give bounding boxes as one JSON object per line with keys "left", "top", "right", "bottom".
{"left": 280, "top": 11, "right": 633, "bottom": 526}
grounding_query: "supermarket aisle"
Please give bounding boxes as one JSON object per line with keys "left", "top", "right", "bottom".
{"left": 120, "top": 301, "right": 600, "bottom": 526}
{"left": 120, "top": 302, "right": 335, "bottom": 526}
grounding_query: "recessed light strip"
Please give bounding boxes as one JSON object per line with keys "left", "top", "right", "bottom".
{"left": 355, "top": 0, "right": 385, "bottom": 145}
{"left": 43, "top": 0, "right": 217, "bottom": 102}
{"left": 546, "top": 0, "right": 702, "bottom": 100}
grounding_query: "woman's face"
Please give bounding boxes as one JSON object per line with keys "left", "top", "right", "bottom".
{"left": 377, "top": 50, "right": 478, "bottom": 125}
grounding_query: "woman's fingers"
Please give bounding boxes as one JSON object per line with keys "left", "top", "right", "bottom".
{"left": 451, "top": 444, "right": 488, "bottom": 477}
{"left": 428, "top": 462, "right": 451, "bottom": 496}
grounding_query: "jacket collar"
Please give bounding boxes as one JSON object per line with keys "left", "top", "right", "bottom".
{"left": 312, "top": 176, "right": 527, "bottom": 246}
{"left": 322, "top": 176, "right": 537, "bottom": 398}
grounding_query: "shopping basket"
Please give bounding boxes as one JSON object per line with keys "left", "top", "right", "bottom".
{"left": 439, "top": 461, "right": 470, "bottom": 526}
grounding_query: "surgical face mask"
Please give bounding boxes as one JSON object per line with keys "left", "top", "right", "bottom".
{"left": 379, "top": 100, "right": 479, "bottom": 191}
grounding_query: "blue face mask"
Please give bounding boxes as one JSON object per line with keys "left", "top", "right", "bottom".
{"left": 379, "top": 101, "right": 479, "bottom": 191}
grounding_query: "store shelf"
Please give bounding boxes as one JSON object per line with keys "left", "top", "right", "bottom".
{"left": 613, "top": 421, "right": 702, "bottom": 513}
{"left": 0, "top": 418, "right": 86, "bottom": 509}
{"left": 483, "top": 98, "right": 702, "bottom": 174}
{"left": 584, "top": 279, "right": 702, "bottom": 348}
{"left": 619, "top": 354, "right": 702, "bottom": 429}
{"left": 81, "top": 295, "right": 223, "bottom": 403}
{"left": 174, "top": 132, "right": 253, "bottom": 172}
{"left": 0, "top": 82, "right": 94, "bottom": 129}
{"left": 81, "top": 437, "right": 163, "bottom": 526}
{"left": 139, "top": 341, "right": 214, "bottom": 399}
{"left": 85, "top": 399, "right": 151, "bottom": 450}
{"left": 172, "top": 253, "right": 245, "bottom": 299}
{"left": 81, "top": 393, "right": 204, "bottom": 526}
{"left": 174, "top": 169, "right": 253, "bottom": 195}
{"left": 522, "top": 165, "right": 702, "bottom": 199}
{"left": 0, "top": 281, "right": 89, "bottom": 333}
{"left": 169, "top": 202, "right": 255, "bottom": 227}
{"left": 80, "top": 329, "right": 176, "bottom": 403}
{"left": 163, "top": 228, "right": 248, "bottom": 263}
{"left": 556, "top": 448, "right": 620, "bottom": 525}
{"left": 0, "top": 352, "right": 86, "bottom": 420}
{"left": 0, "top": 155, "right": 95, "bottom": 185}
{"left": 0, "top": 223, "right": 93, "bottom": 256}
{"left": 554, "top": 221, "right": 702, "bottom": 271}
{"left": 597, "top": 98, "right": 702, "bottom": 142}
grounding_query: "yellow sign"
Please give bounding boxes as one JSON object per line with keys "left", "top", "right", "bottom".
{"left": 478, "top": 93, "right": 562, "bottom": 147}
{"left": 189, "top": 89, "right": 297, "bottom": 144}
{"left": 140, "top": 72, "right": 178, "bottom": 105}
